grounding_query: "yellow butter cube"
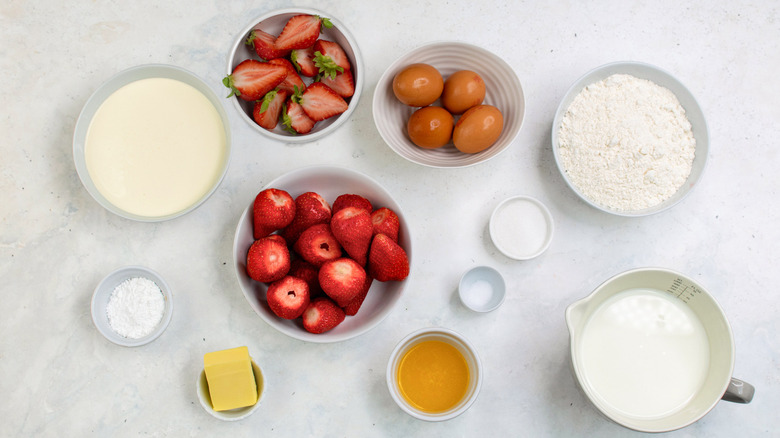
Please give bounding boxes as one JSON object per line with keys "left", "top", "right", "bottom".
{"left": 204, "top": 346, "right": 258, "bottom": 411}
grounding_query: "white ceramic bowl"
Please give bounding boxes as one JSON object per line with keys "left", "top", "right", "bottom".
{"left": 196, "top": 360, "right": 264, "bottom": 421}
{"left": 232, "top": 166, "right": 412, "bottom": 343}
{"left": 386, "top": 327, "right": 483, "bottom": 421}
{"left": 91, "top": 265, "right": 173, "bottom": 347}
{"left": 73, "top": 64, "right": 231, "bottom": 222}
{"left": 373, "top": 41, "right": 525, "bottom": 168}
{"left": 458, "top": 266, "right": 506, "bottom": 312}
{"left": 489, "top": 195, "right": 554, "bottom": 260}
{"left": 226, "top": 8, "right": 364, "bottom": 143}
{"left": 551, "top": 61, "right": 709, "bottom": 216}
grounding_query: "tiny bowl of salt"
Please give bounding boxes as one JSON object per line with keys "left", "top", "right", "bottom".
{"left": 458, "top": 266, "right": 506, "bottom": 313}
{"left": 91, "top": 265, "right": 173, "bottom": 347}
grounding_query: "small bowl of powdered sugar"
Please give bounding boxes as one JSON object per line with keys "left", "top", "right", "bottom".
{"left": 552, "top": 61, "right": 709, "bottom": 216}
{"left": 91, "top": 265, "right": 173, "bottom": 347}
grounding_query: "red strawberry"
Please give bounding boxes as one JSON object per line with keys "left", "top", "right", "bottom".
{"left": 274, "top": 14, "right": 333, "bottom": 51}
{"left": 367, "top": 234, "right": 409, "bottom": 282}
{"left": 253, "top": 89, "right": 288, "bottom": 130}
{"left": 292, "top": 82, "right": 348, "bottom": 122}
{"left": 246, "top": 235, "right": 291, "bottom": 283}
{"left": 318, "top": 69, "right": 355, "bottom": 98}
{"left": 282, "top": 99, "right": 315, "bottom": 135}
{"left": 293, "top": 223, "right": 342, "bottom": 267}
{"left": 245, "top": 28, "right": 290, "bottom": 60}
{"left": 281, "top": 192, "right": 332, "bottom": 243}
{"left": 223, "top": 59, "right": 287, "bottom": 101}
{"left": 290, "top": 46, "right": 318, "bottom": 77}
{"left": 343, "top": 274, "right": 374, "bottom": 316}
{"left": 318, "top": 258, "right": 367, "bottom": 307}
{"left": 266, "top": 275, "right": 310, "bottom": 319}
{"left": 253, "top": 188, "right": 296, "bottom": 239}
{"left": 371, "top": 207, "right": 400, "bottom": 242}
{"left": 330, "top": 207, "right": 373, "bottom": 266}
{"left": 332, "top": 194, "right": 372, "bottom": 215}
{"left": 267, "top": 58, "right": 306, "bottom": 94}
{"left": 314, "top": 40, "right": 351, "bottom": 76}
{"left": 302, "top": 297, "right": 345, "bottom": 334}
{"left": 288, "top": 259, "right": 323, "bottom": 297}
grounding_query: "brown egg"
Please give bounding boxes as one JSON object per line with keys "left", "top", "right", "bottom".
{"left": 452, "top": 105, "right": 504, "bottom": 154}
{"left": 407, "top": 106, "right": 454, "bottom": 149}
{"left": 441, "top": 70, "right": 486, "bottom": 115}
{"left": 392, "top": 63, "right": 444, "bottom": 107}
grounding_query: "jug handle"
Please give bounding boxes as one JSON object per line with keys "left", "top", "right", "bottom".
{"left": 722, "top": 378, "right": 755, "bottom": 403}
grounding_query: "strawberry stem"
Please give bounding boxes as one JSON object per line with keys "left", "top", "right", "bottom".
{"left": 313, "top": 51, "right": 343, "bottom": 80}
{"left": 222, "top": 76, "right": 240, "bottom": 98}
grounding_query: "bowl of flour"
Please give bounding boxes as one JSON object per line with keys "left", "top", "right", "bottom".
{"left": 552, "top": 62, "right": 708, "bottom": 216}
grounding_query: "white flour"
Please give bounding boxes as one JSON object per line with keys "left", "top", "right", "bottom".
{"left": 106, "top": 276, "right": 165, "bottom": 339}
{"left": 558, "top": 74, "right": 696, "bottom": 211}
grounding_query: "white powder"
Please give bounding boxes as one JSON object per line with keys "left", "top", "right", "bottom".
{"left": 558, "top": 74, "right": 696, "bottom": 211}
{"left": 106, "top": 276, "right": 165, "bottom": 339}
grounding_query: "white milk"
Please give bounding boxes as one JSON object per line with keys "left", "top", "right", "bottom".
{"left": 579, "top": 288, "right": 710, "bottom": 418}
{"left": 85, "top": 77, "right": 227, "bottom": 217}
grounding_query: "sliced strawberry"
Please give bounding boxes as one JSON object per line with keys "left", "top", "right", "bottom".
{"left": 330, "top": 207, "right": 373, "bottom": 266}
{"left": 288, "top": 259, "right": 323, "bottom": 297}
{"left": 302, "top": 297, "right": 345, "bottom": 334}
{"left": 223, "top": 59, "right": 287, "bottom": 101}
{"left": 253, "top": 188, "right": 296, "bottom": 239}
{"left": 266, "top": 275, "right": 310, "bottom": 320}
{"left": 367, "top": 234, "right": 409, "bottom": 282}
{"left": 282, "top": 99, "right": 315, "bottom": 135}
{"left": 245, "top": 29, "right": 290, "bottom": 60}
{"left": 318, "top": 69, "right": 355, "bottom": 98}
{"left": 281, "top": 191, "right": 332, "bottom": 243}
{"left": 319, "top": 258, "right": 367, "bottom": 307}
{"left": 293, "top": 223, "right": 342, "bottom": 267}
{"left": 253, "top": 89, "right": 288, "bottom": 130}
{"left": 332, "top": 194, "right": 372, "bottom": 215}
{"left": 314, "top": 40, "right": 351, "bottom": 77}
{"left": 290, "top": 46, "right": 318, "bottom": 77}
{"left": 246, "top": 235, "right": 291, "bottom": 283}
{"left": 267, "top": 58, "right": 306, "bottom": 94}
{"left": 371, "top": 207, "right": 400, "bottom": 243}
{"left": 292, "top": 82, "right": 348, "bottom": 122}
{"left": 343, "top": 274, "right": 373, "bottom": 316}
{"left": 274, "top": 14, "right": 333, "bottom": 51}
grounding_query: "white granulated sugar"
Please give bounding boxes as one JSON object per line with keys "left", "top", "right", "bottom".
{"left": 106, "top": 276, "right": 165, "bottom": 339}
{"left": 558, "top": 74, "right": 696, "bottom": 211}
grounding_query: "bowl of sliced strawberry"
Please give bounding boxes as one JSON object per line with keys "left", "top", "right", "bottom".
{"left": 233, "top": 166, "right": 412, "bottom": 343}
{"left": 225, "top": 8, "right": 363, "bottom": 143}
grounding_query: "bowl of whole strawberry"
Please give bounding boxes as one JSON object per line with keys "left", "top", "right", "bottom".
{"left": 225, "top": 8, "right": 363, "bottom": 143}
{"left": 233, "top": 166, "right": 412, "bottom": 343}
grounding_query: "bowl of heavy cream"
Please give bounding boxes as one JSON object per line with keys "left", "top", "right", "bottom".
{"left": 74, "top": 64, "right": 231, "bottom": 221}
{"left": 566, "top": 267, "right": 754, "bottom": 433}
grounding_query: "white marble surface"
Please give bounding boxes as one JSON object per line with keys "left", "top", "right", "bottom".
{"left": 1, "top": 0, "right": 778, "bottom": 436}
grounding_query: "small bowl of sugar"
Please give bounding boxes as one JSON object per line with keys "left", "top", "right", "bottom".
{"left": 458, "top": 266, "right": 506, "bottom": 313}
{"left": 91, "top": 265, "right": 173, "bottom": 347}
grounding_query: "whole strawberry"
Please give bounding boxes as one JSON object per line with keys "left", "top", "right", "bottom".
{"left": 246, "top": 235, "right": 291, "bottom": 283}
{"left": 293, "top": 223, "right": 343, "bottom": 267}
{"left": 281, "top": 192, "right": 332, "bottom": 243}
{"left": 253, "top": 188, "right": 296, "bottom": 239}
{"left": 303, "top": 297, "right": 345, "bottom": 334}
{"left": 367, "top": 234, "right": 409, "bottom": 282}
{"left": 331, "top": 206, "right": 373, "bottom": 266}
{"left": 266, "top": 275, "right": 310, "bottom": 319}
{"left": 371, "top": 207, "right": 401, "bottom": 242}
{"left": 332, "top": 194, "right": 372, "bottom": 215}
{"left": 319, "top": 257, "right": 367, "bottom": 307}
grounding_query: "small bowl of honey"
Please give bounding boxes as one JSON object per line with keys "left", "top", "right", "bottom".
{"left": 386, "top": 327, "right": 483, "bottom": 421}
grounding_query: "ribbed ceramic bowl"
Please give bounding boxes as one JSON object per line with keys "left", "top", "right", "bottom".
{"left": 373, "top": 41, "right": 525, "bottom": 168}
{"left": 226, "top": 8, "right": 363, "bottom": 143}
{"left": 551, "top": 61, "right": 709, "bottom": 216}
{"left": 233, "top": 166, "right": 412, "bottom": 343}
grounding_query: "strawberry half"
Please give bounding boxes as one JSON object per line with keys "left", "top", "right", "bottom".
{"left": 314, "top": 39, "right": 351, "bottom": 77}
{"left": 246, "top": 235, "right": 291, "bottom": 283}
{"left": 267, "top": 58, "right": 306, "bottom": 95}
{"left": 292, "top": 82, "right": 348, "bottom": 122}
{"left": 330, "top": 206, "right": 373, "bottom": 266}
{"left": 367, "top": 234, "right": 409, "bottom": 282}
{"left": 282, "top": 99, "right": 315, "bottom": 135}
{"left": 253, "top": 188, "right": 296, "bottom": 239}
{"left": 332, "top": 194, "right": 372, "bottom": 215}
{"left": 290, "top": 46, "right": 318, "bottom": 77}
{"left": 293, "top": 223, "right": 342, "bottom": 267}
{"left": 281, "top": 191, "right": 332, "bottom": 243}
{"left": 245, "top": 29, "right": 290, "bottom": 60}
{"left": 343, "top": 274, "right": 374, "bottom": 316}
{"left": 318, "top": 69, "right": 355, "bottom": 98}
{"left": 253, "top": 89, "right": 288, "bottom": 130}
{"left": 274, "top": 14, "right": 333, "bottom": 51}
{"left": 319, "top": 257, "right": 367, "bottom": 307}
{"left": 303, "top": 297, "right": 345, "bottom": 334}
{"left": 266, "top": 275, "right": 310, "bottom": 319}
{"left": 223, "top": 59, "right": 287, "bottom": 101}
{"left": 371, "top": 207, "right": 400, "bottom": 243}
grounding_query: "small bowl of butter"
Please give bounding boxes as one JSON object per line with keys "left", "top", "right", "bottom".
{"left": 73, "top": 64, "right": 231, "bottom": 222}
{"left": 197, "top": 346, "right": 265, "bottom": 421}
